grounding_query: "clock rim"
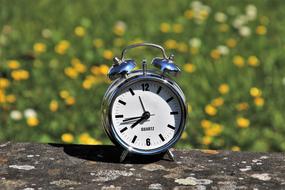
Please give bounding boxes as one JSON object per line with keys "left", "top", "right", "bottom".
{"left": 101, "top": 71, "right": 187, "bottom": 155}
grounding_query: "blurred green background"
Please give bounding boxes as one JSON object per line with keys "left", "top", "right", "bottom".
{"left": 1, "top": 0, "right": 285, "bottom": 152}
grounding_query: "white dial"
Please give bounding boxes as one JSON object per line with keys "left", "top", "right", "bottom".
{"left": 111, "top": 79, "right": 183, "bottom": 151}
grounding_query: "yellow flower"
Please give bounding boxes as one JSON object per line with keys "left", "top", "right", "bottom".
{"left": 250, "top": 87, "right": 262, "bottom": 97}
{"left": 103, "top": 50, "right": 114, "bottom": 60}
{"left": 49, "top": 100, "right": 59, "bottom": 112}
{"left": 187, "top": 104, "right": 192, "bottom": 113}
{"left": 33, "top": 42, "right": 46, "bottom": 54}
{"left": 202, "top": 136, "right": 212, "bottom": 145}
{"left": 93, "top": 39, "right": 104, "bottom": 48}
{"left": 256, "top": 25, "right": 267, "bottom": 35}
{"left": 71, "top": 58, "right": 86, "bottom": 73}
{"left": 79, "top": 133, "right": 102, "bottom": 145}
{"left": 219, "top": 24, "right": 229, "bottom": 32}
{"left": 6, "top": 94, "right": 16, "bottom": 103}
{"left": 205, "top": 123, "right": 223, "bottom": 137}
{"left": 59, "top": 90, "right": 70, "bottom": 99}
{"left": 7, "top": 60, "right": 20, "bottom": 69}
{"left": 205, "top": 105, "right": 217, "bottom": 116}
{"left": 64, "top": 67, "right": 78, "bottom": 79}
{"left": 218, "top": 83, "right": 230, "bottom": 94}
{"left": 99, "top": 64, "right": 109, "bottom": 75}
{"left": 201, "top": 119, "right": 212, "bottom": 129}
{"left": 173, "top": 23, "right": 183, "bottom": 33}
{"left": 113, "top": 21, "right": 126, "bottom": 36}
{"left": 181, "top": 131, "right": 188, "bottom": 140}
{"left": 164, "top": 39, "right": 177, "bottom": 49}
{"left": 114, "top": 38, "right": 125, "bottom": 47}
{"left": 210, "top": 49, "right": 221, "bottom": 60}
{"left": 233, "top": 55, "right": 244, "bottom": 67}
{"left": 236, "top": 117, "right": 250, "bottom": 128}
{"left": 82, "top": 79, "right": 93, "bottom": 90}
{"left": 11, "top": 70, "right": 29, "bottom": 81}
{"left": 61, "top": 133, "right": 74, "bottom": 143}
{"left": 0, "top": 78, "right": 10, "bottom": 89}
{"left": 226, "top": 38, "right": 237, "bottom": 48}
{"left": 183, "top": 63, "right": 196, "bottom": 73}
{"left": 236, "top": 102, "right": 249, "bottom": 111}
{"left": 177, "top": 42, "right": 188, "bottom": 52}
{"left": 65, "top": 97, "right": 75, "bottom": 106}
{"left": 160, "top": 22, "right": 171, "bottom": 33}
{"left": 74, "top": 26, "right": 86, "bottom": 37}
{"left": 190, "top": 47, "right": 199, "bottom": 55}
{"left": 247, "top": 56, "right": 260, "bottom": 67}
{"left": 55, "top": 40, "right": 70, "bottom": 55}
{"left": 184, "top": 9, "right": 193, "bottom": 19}
{"left": 231, "top": 146, "right": 240, "bottom": 151}
{"left": 211, "top": 97, "right": 224, "bottom": 107}
{"left": 27, "top": 117, "right": 39, "bottom": 127}
{"left": 0, "top": 90, "right": 5, "bottom": 103}
{"left": 254, "top": 97, "right": 264, "bottom": 107}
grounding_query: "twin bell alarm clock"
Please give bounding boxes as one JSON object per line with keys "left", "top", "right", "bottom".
{"left": 101, "top": 43, "right": 187, "bottom": 162}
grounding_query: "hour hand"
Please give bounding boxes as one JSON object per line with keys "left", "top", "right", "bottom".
{"left": 122, "top": 114, "right": 155, "bottom": 122}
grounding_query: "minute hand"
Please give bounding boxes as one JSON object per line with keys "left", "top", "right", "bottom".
{"left": 122, "top": 114, "right": 155, "bottom": 122}
{"left": 130, "top": 117, "right": 145, "bottom": 129}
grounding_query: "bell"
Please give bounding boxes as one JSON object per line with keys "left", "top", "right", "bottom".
{"left": 108, "top": 57, "right": 136, "bottom": 80}
{"left": 152, "top": 55, "right": 180, "bottom": 76}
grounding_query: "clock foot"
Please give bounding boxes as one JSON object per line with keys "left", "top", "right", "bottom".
{"left": 120, "top": 150, "right": 129, "bottom": 162}
{"left": 165, "top": 149, "right": 175, "bottom": 161}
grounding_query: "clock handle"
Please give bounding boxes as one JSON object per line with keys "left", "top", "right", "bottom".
{"left": 120, "top": 42, "right": 168, "bottom": 60}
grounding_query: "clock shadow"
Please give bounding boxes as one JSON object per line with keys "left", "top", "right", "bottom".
{"left": 49, "top": 143, "right": 169, "bottom": 164}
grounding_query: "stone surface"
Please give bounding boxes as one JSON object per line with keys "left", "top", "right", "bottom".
{"left": 0, "top": 142, "right": 285, "bottom": 190}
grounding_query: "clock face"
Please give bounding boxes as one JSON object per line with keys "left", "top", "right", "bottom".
{"left": 110, "top": 78, "right": 184, "bottom": 151}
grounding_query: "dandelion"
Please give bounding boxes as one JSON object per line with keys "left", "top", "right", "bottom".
{"left": 26, "top": 116, "right": 39, "bottom": 127}
{"left": 0, "top": 78, "right": 10, "bottom": 89}
{"left": 250, "top": 87, "right": 262, "bottom": 97}
{"left": 71, "top": 58, "right": 86, "bottom": 73}
{"left": 239, "top": 26, "right": 251, "bottom": 37}
{"left": 181, "top": 131, "right": 188, "bottom": 140}
{"left": 201, "top": 119, "right": 212, "bottom": 129}
{"left": 214, "top": 12, "right": 227, "bottom": 23}
{"left": 74, "top": 26, "right": 86, "bottom": 37}
{"left": 7, "top": 60, "right": 20, "bottom": 69}
{"left": 49, "top": 100, "right": 59, "bottom": 112}
{"left": 173, "top": 23, "right": 184, "bottom": 33}
{"left": 113, "top": 21, "right": 126, "bottom": 36}
{"left": 226, "top": 38, "right": 237, "bottom": 48}
{"left": 184, "top": 9, "right": 194, "bottom": 19}
{"left": 231, "top": 146, "right": 241, "bottom": 151}
{"left": 217, "top": 45, "right": 229, "bottom": 55}
{"left": 205, "top": 123, "right": 223, "bottom": 136}
{"left": 99, "top": 64, "right": 109, "bottom": 75}
{"left": 65, "top": 97, "right": 75, "bottom": 106}
{"left": 79, "top": 133, "right": 102, "bottom": 145}
{"left": 6, "top": 94, "right": 16, "bottom": 103}
{"left": 0, "top": 90, "right": 5, "bottom": 103}
{"left": 160, "top": 22, "right": 171, "bottom": 33}
{"left": 218, "top": 83, "right": 230, "bottom": 94}
{"left": 210, "top": 49, "right": 221, "bottom": 60}
{"left": 24, "top": 108, "right": 37, "bottom": 118}
{"left": 205, "top": 105, "right": 217, "bottom": 116}
{"left": 248, "top": 56, "right": 260, "bottom": 67}
{"left": 202, "top": 136, "right": 212, "bottom": 145}
{"left": 103, "top": 50, "right": 113, "bottom": 60}
{"left": 10, "top": 110, "right": 22, "bottom": 120}
{"left": 236, "top": 117, "right": 250, "bottom": 128}
{"left": 64, "top": 67, "right": 78, "bottom": 79}
{"left": 164, "top": 39, "right": 177, "bottom": 49}
{"left": 59, "top": 90, "right": 70, "bottom": 99}
{"left": 55, "top": 40, "right": 70, "bottom": 55}
{"left": 183, "top": 63, "right": 196, "bottom": 73}
{"left": 33, "top": 42, "right": 46, "bottom": 54}
{"left": 236, "top": 102, "right": 249, "bottom": 111}
{"left": 254, "top": 97, "right": 264, "bottom": 107}
{"left": 233, "top": 55, "right": 245, "bottom": 67}
{"left": 11, "top": 70, "right": 29, "bottom": 81}
{"left": 211, "top": 97, "right": 224, "bottom": 107}
{"left": 256, "top": 25, "right": 267, "bottom": 35}
{"left": 61, "top": 133, "right": 74, "bottom": 143}
{"left": 93, "top": 39, "right": 104, "bottom": 48}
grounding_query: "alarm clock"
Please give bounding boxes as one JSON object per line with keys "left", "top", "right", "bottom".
{"left": 101, "top": 43, "right": 187, "bottom": 162}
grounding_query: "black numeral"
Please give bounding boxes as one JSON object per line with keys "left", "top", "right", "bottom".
{"left": 146, "top": 138, "right": 151, "bottom": 146}
{"left": 141, "top": 83, "right": 149, "bottom": 91}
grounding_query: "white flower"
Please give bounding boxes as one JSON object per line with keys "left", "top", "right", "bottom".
{"left": 10, "top": 110, "right": 22, "bottom": 121}
{"left": 239, "top": 26, "right": 251, "bottom": 37}
{"left": 191, "top": 1, "right": 202, "bottom": 9}
{"left": 282, "top": 77, "right": 285, "bottom": 86}
{"left": 233, "top": 15, "right": 248, "bottom": 29}
{"left": 246, "top": 4, "right": 257, "bottom": 21}
{"left": 41, "top": 29, "right": 52, "bottom": 38}
{"left": 24, "top": 108, "right": 37, "bottom": 118}
{"left": 189, "top": 38, "right": 201, "bottom": 48}
{"left": 217, "top": 45, "right": 229, "bottom": 55}
{"left": 214, "top": 12, "right": 227, "bottom": 23}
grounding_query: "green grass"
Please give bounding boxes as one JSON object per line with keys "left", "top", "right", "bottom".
{"left": 1, "top": 0, "right": 285, "bottom": 152}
